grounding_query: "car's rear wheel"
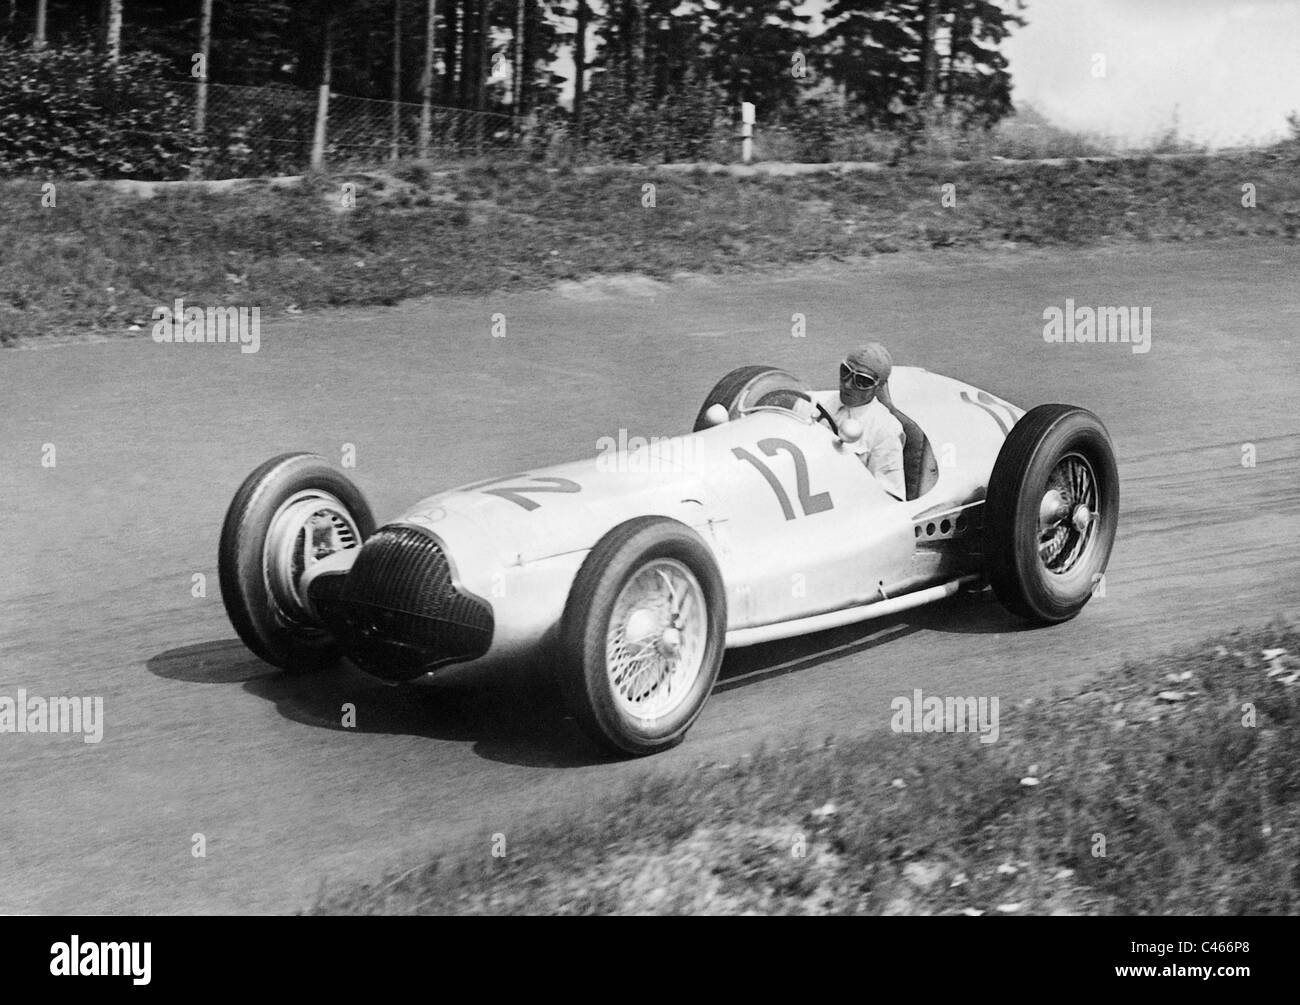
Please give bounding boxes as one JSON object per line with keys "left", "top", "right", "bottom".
{"left": 692, "top": 365, "right": 809, "bottom": 431}
{"left": 983, "top": 405, "right": 1118, "bottom": 623}
{"left": 557, "top": 517, "right": 727, "bottom": 757}
{"left": 218, "top": 453, "right": 375, "bottom": 671}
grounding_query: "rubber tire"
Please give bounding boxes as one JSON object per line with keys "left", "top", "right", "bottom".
{"left": 219, "top": 453, "right": 376, "bottom": 671}
{"left": 692, "top": 365, "right": 807, "bottom": 432}
{"left": 557, "top": 517, "right": 727, "bottom": 757}
{"left": 983, "top": 404, "right": 1119, "bottom": 623}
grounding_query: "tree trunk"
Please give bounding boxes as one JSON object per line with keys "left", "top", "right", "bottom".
{"left": 634, "top": 0, "right": 645, "bottom": 86}
{"left": 458, "top": 0, "right": 475, "bottom": 107}
{"left": 514, "top": 0, "right": 525, "bottom": 115}
{"left": 420, "top": 0, "right": 437, "bottom": 157}
{"left": 391, "top": 0, "right": 403, "bottom": 159}
{"left": 34, "top": 0, "right": 46, "bottom": 50}
{"left": 476, "top": 0, "right": 489, "bottom": 113}
{"left": 573, "top": 0, "right": 587, "bottom": 136}
{"left": 443, "top": 0, "right": 458, "bottom": 104}
{"left": 106, "top": 0, "right": 122, "bottom": 65}
{"left": 945, "top": 7, "right": 964, "bottom": 110}
{"left": 195, "top": 0, "right": 212, "bottom": 134}
{"left": 919, "top": 0, "right": 939, "bottom": 110}
{"left": 620, "top": 0, "right": 633, "bottom": 92}
{"left": 311, "top": 15, "right": 333, "bottom": 170}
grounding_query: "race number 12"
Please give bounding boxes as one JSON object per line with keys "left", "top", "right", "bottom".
{"left": 732, "top": 439, "right": 833, "bottom": 520}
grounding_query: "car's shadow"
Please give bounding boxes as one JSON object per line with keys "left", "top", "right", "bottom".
{"left": 147, "top": 641, "right": 598, "bottom": 768}
{"left": 146, "top": 590, "right": 1027, "bottom": 768}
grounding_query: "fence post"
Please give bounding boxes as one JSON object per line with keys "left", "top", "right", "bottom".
{"left": 311, "top": 85, "right": 331, "bottom": 170}
{"left": 741, "top": 101, "right": 755, "bottom": 164}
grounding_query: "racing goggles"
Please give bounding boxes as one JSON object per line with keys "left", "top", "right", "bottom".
{"left": 839, "top": 362, "right": 880, "bottom": 390}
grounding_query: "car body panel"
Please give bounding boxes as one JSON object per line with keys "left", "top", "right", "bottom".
{"left": 301, "top": 366, "right": 1026, "bottom": 677}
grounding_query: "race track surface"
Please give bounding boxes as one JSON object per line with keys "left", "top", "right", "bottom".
{"left": 3, "top": 241, "right": 1298, "bottom": 913}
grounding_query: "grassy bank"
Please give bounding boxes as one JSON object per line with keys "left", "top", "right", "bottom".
{"left": 4, "top": 147, "right": 1299, "bottom": 345}
{"left": 310, "top": 620, "right": 1300, "bottom": 915}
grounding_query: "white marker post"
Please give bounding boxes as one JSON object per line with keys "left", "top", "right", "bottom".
{"left": 741, "top": 101, "right": 755, "bottom": 164}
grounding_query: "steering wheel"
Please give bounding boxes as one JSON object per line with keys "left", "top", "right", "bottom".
{"left": 754, "top": 388, "right": 840, "bottom": 438}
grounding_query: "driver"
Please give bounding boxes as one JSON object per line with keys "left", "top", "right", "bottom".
{"left": 813, "top": 343, "right": 906, "bottom": 500}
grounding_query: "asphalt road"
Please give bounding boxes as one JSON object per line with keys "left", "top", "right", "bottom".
{"left": 3, "top": 240, "right": 1298, "bottom": 913}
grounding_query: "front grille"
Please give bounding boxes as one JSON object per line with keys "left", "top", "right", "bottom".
{"left": 311, "top": 524, "right": 493, "bottom": 681}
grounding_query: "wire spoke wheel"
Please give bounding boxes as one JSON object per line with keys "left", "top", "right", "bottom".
{"left": 557, "top": 516, "right": 727, "bottom": 757}
{"left": 1037, "top": 452, "right": 1099, "bottom": 574}
{"left": 605, "top": 559, "right": 707, "bottom": 723}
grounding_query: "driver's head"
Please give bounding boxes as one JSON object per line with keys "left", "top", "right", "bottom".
{"left": 839, "top": 342, "right": 892, "bottom": 407}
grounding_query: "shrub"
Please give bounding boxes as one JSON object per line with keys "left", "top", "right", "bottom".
{"left": 0, "top": 41, "right": 201, "bottom": 179}
{"left": 763, "top": 100, "right": 899, "bottom": 163}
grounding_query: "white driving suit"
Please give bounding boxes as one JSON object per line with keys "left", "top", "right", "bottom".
{"left": 812, "top": 390, "right": 907, "bottom": 501}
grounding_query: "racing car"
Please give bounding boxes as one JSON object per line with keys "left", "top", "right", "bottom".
{"left": 218, "top": 364, "right": 1118, "bottom": 756}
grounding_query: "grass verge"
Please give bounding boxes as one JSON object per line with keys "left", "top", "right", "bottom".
{"left": 4, "top": 147, "right": 1299, "bottom": 345}
{"left": 310, "top": 620, "right": 1300, "bottom": 915}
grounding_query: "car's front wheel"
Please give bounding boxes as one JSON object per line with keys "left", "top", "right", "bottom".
{"left": 983, "top": 405, "right": 1119, "bottom": 623}
{"left": 556, "top": 517, "right": 727, "bottom": 757}
{"left": 218, "top": 453, "right": 375, "bottom": 671}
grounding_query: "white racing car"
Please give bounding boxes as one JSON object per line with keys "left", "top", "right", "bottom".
{"left": 219, "top": 364, "right": 1118, "bottom": 756}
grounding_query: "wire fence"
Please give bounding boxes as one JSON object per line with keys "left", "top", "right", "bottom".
{"left": 187, "top": 81, "right": 520, "bottom": 178}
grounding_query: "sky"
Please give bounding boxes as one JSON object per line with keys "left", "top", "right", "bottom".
{"left": 1003, "top": 0, "right": 1300, "bottom": 146}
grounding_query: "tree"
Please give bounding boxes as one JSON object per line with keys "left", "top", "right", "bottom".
{"left": 419, "top": 0, "right": 436, "bottom": 156}
{"left": 195, "top": 0, "right": 212, "bottom": 135}
{"left": 391, "top": 0, "right": 402, "bottom": 158}
{"left": 699, "top": 0, "right": 810, "bottom": 116}
{"left": 823, "top": 0, "right": 1025, "bottom": 128}
{"left": 823, "top": 1, "right": 917, "bottom": 127}
{"left": 105, "top": 0, "right": 122, "bottom": 64}
{"left": 475, "top": 0, "right": 488, "bottom": 112}
{"left": 919, "top": 0, "right": 937, "bottom": 108}
{"left": 442, "top": 0, "right": 457, "bottom": 102}
{"left": 514, "top": 0, "right": 525, "bottom": 113}
{"left": 941, "top": 0, "right": 1024, "bottom": 125}
{"left": 593, "top": 0, "right": 808, "bottom": 117}
{"left": 519, "top": 1, "right": 568, "bottom": 113}
{"left": 573, "top": 0, "right": 588, "bottom": 132}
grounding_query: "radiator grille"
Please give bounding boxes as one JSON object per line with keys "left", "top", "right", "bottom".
{"left": 311, "top": 524, "right": 493, "bottom": 681}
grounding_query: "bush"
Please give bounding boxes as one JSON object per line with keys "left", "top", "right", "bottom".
{"left": 763, "top": 100, "right": 899, "bottom": 163}
{"left": 0, "top": 41, "right": 201, "bottom": 179}
{"left": 579, "top": 66, "right": 732, "bottom": 164}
